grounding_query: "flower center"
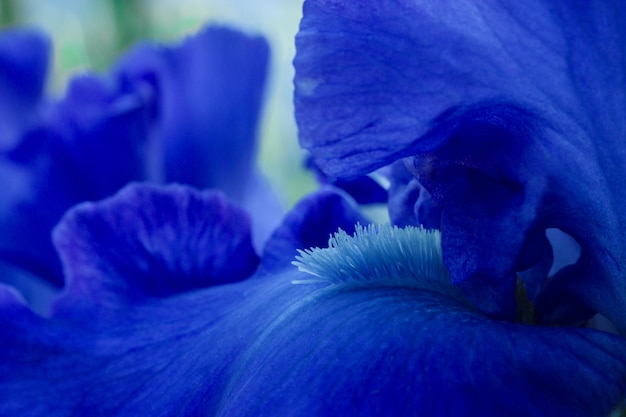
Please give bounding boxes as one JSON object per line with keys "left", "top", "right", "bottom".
{"left": 292, "top": 224, "right": 466, "bottom": 302}
{"left": 293, "top": 223, "right": 540, "bottom": 325}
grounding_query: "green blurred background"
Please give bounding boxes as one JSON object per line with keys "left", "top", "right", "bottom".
{"left": 0, "top": 0, "right": 316, "bottom": 208}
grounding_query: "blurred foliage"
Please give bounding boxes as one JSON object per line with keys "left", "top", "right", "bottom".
{"left": 0, "top": 0, "right": 316, "bottom": 208}
{"left": 0, "top": 0, "right": 16, "bottom": 26}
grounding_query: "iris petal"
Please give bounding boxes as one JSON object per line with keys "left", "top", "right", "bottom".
{"left": 2, "top": 183, "right": 623, "bottom": 417}
{"left": 51, "top": 183, "right": 259, "bottom": 318}
{"left": 115, "top": 25, "right": 270, "bottom": 201}
{"left": 218, "top": 284, "right": 626, "bottom": 417}
{"left": 0, "top": 28, "right": 49, "bottom": 149}
{"left": 0, "top": 73, "right": 153, "bottom": 289}
{"left": 0, "top": 25, "right": 277, "bottom": 298}
{"left": 0, "top": 183, "right": 275, "bottom": 416}
{"left": 0, "top": 183, "right": 320, "bottom": 416}
{"left": 261, "top": 187, "right": 368, "bottom": 271}
{"left": 307, "top": 157, "right": 388, "bottom": 204}
{"left": 0, "top": 39, "right": 157, "bottom": 295}
{"left": 115, "top": 25, "right": 280, "bottom": 250}
{"left": 294, "top": 0, "right": 626, "bottom": 329}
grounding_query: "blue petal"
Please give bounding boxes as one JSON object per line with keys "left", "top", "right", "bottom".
{"left": 218, "top": 282, "right": 626, "bottom": 417}
{"left": 261, "top": 187, "right": 368, "bottom": 271}
{"left": 1, "top": 184, "right": 624, "bottom": 416}
{"left": 44, "top": 73, "right": 155, "bottom": 197}
{"left": 0, "top": 73, "right": 153, "bottom": 290}
{"left": 0, "top": 274, "right": 317, "bottom": 416}
{"left": 0, "top": 28, "right": 49, "bottom": 149}
{"left": 115, "top": 25, "right": 270, "bottom": 201}
{"left": 388, "top": 160, "right": 441, "bottom": 229}
{"left": 0, "top": 25, "right": 278, "bottom": 298}
{"left": 0, "top": 262, "right": 56, "bottom": 314}
{"left": 0, "top": 182, "right": 269, "bottom": 414}
{"left": 0, "top": 183, "right": 319, "bottom": 415}
{"left": 115, "top": 25, "right": 281, "bottom": 250}
{"left": 294, "top": 1, "right": 626, "bottom": 329}
{"left": 307, "top": 157, "right": 388, "bottom": 204}
{"left": 52, "top": 183, "right": 259, "bottom": 317}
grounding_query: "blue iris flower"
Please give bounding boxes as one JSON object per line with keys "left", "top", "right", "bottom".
{"left": 0, "top": 1, "right": 625, "bottom": 416}
{"left": 292, "top": 0, "right": 626, "bottom": 412}
{"left": 294, "top": 0, "right": 626, "bottom": 333}
{"left": 0, "top": 25, "right": 282, "bottom": 311}
{"left": 0, "top": 182, "right": 624, "bottom": 416}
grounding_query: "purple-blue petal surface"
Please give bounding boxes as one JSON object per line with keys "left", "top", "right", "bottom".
{"left": 0, "top": 183, "right": 624, "bottom": 416}
{"left": 261, "top": 187, "right": 368, "bottom": 270}
{"left": 115, "top": 25, "right": 280, "bottom": 249}
{"left": 0, "top": 24, "right": 278, "bottom": 296}
{"left": 51, "top": 183, "right": 259, "bottom": 317}
{"left": 294, "top": 0, "right": 626, "bottom": 329}
{"left": 0, "top": 73, "right": 153, "bottom": 289}
{"left": 306, "top": 157, "right": 388, "bottom": 204}
{"left": 0, "top": 183, "right": 319, "bottom": 415}
{"left": 218, "top": 284, "right": 626, "bottom": 417}
{"left": 0, "top": 183, "right": 277, "bottom": 416}
{"left": 115, "top": 25, "right": 269, "bottom": 201}
{"left": 0, "top": 28, "right": 49, "bottom": 149}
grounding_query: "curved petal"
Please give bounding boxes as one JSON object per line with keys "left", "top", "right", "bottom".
{"left": 388, "top": 160, "right": 441, "bottom": 229}
{"left": 0, "top": 273, "right": 317, "bottom": 416}
{"left": 0, "top": 73, "right": 153, "bottom": 289}
{"left": 51, "top": 183, "right": 259, "bottom": 317}
{"left": 294, "top": 0, "right": 626, "bottom": 329}
{"left": 115, "top": 25, "right": 270, "bottom": 201}
{"left": 45, "top": 73, "right": 155, "bottom": 196}
{"left": 0, "top": 28, "right": 49, "bottom": 149}
{"left": 0, "top": 182, "right": 330, "bottom": 415}
{"left": 0, "top": 25, "right": 277, "bottom": 297}
{"left": 295, "top": 1, "right": 625, "bottom": 179}
{"left": 1, "top": 183, "right": 624, "bottom": 417}
{"left": 307, "top": 157, "right": 388, "bottom": 204}
{"left": 218, "top": 284, "right": 626, "bottom": 417}
{"left": 115, "top": 25, "right": 281, "bottom": 248}
{"left": 261, "top": 187, "right": 368, "bottom": 271}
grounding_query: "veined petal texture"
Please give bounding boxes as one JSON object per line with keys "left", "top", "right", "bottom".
{"left": 294, "top": 0, "right": 626, "bottom": 329}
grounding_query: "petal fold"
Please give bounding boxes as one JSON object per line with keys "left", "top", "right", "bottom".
{"left": 219, "top": 284, "right": 626, "bottom": 417}
{"left": 0, "top": 28, "right": 49, "bottom": 148}
{"left": 115, "top": 25, "right": 270, "bottom": 200}
{"left": 261, "top": 187, "right": 368, "bottom": 270}
{"left": 294, "top": 0, "right": 626, "bottom": 329}
{"left": 52, "top": 183, "right": 259, "bottom": 315}
{"left": 0, "top": 73, "right": 153, "bottom": 289}
{"left": 0, "top": 24, "right": 278, "bottom": 298}
{"left": 1, "top": 181, "right": 624, "bottom": 417}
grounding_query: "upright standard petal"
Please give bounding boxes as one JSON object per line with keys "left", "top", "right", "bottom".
{"left": 0, "top": 72, "right": 153, "bottom": 290}
{"left": 116, "top": 25, "right": 281, "bottom": 249}
{"left": 116, "top": 26, "right": 270, "bottom": 201}
{"left": 0, "top": 28, "right": 49, "bottom": 148}
{"left": 294, "top": 0, "right": 626, "bottom": 329}
{"left": 0, "top": 25, "right": 278, "bottom": 298}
